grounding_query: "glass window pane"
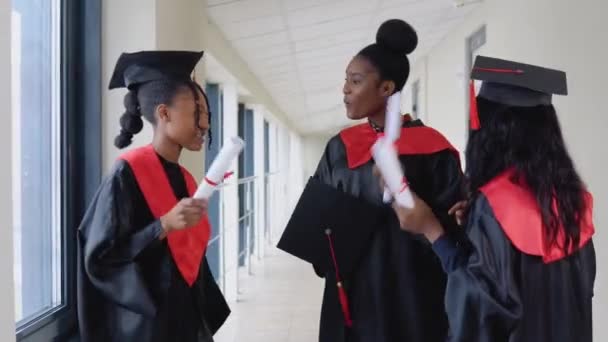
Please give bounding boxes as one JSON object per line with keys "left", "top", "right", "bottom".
{"left": 11, "top": 0, "right": 63, "bottom": 326}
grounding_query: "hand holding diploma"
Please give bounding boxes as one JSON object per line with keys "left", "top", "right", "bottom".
{"left": 194, "top": 136, "right": 245, "bottom": 200}
{"left": 372, "top": 139, "right": 446, "bottom": 242}
{"left": 371, "top": 136, "right": 414, "bottom": 209}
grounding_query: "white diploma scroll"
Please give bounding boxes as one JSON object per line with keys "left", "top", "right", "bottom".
{"left": 382, "top": 92, "right": 403, "bottom": 203}
{"left": 372, "top": 137, "right": 415, "bottom": 209}
{"left": 194, "top": 136, "right": 245, "bottom": 199}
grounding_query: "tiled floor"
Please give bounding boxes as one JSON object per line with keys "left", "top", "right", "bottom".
{"left": 214, "top": 248, "right": 324, "bottom": 342}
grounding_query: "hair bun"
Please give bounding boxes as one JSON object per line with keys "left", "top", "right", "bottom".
{"left": 119, "top": 112, "right": 143, "bottom": 135}
{"left": 376, "top": 19, "right": 418, "bottom": 55}
{"left": 114, "top": 131, "right": 133, "bottom": 149}
{"left": 123, "top": 90, "right": 140, "bottom": 114}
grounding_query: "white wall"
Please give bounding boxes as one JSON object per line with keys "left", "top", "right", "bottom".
{"left": 101, "top": 0, "right": 156, "bottom": 173}
{"left": 205, "top": 22, "right": 295, "bottom": 132}
{"left": 288, "top": 132, "right": 304, "bottom": 206}
{"left": 267, "top": 121, "right": 279, "bottom": 243}
{"left": 155, "top": 0, "right": 208, "bottom": 176}
{"left": 252, "top": 105, "right": 267, "bottom": 258}
{"left": 402, "top": 57, "right": 430, "bottom": 123}
{"left": 101, "top": 0, "right": 208, "bottom": 178}
{"left": 403, "top": 0, "right": 608, "bottom": 338}
{"left": 0, "top": 0, "right": 16, "bottom": 339}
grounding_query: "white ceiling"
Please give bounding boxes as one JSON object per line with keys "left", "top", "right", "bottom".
{"left": 207, "top": 0, "right": 478, "bottom": 135}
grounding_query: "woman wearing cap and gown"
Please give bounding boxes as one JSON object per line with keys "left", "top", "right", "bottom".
{"left": 77, "top": 50, "right": 230, "bottom": 342}
{"left": 312, "top": 19, "right": 465, "bottom": 342}
{"left": 386, "top": 56, "right": 596, "bottom": 342}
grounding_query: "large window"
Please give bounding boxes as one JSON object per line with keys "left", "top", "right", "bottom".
{"left": 12, "top": 0, "right": 63, "bottom": 328}
{"left": 11, "top": 0, "right": 101, "bottom": 340}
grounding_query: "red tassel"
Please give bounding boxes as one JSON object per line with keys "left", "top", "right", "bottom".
{"left": 469, "top": 80, "right": 480, "bottom": 130}
{"left": 337, "top": 282, "right": 353, "bottom": 327}
{"left": 326, "top": 230, "right": 353, "bottom": 328}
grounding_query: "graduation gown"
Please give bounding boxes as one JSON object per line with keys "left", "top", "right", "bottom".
{"left": 313, "top": 117, "right": 464, "bottom": 342}
{"left": 433, "top": 169, "right": 596, "bottom": 342}
{"left": 77, "top": 151, "right": 230, "bottom": 342}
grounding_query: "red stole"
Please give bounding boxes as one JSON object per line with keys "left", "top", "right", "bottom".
{"left": 481, "top": 169, "right": 595, "bottom": 263}
{"left": 121, "top": 144, "right": 210, "bottom": 286}
{"left": 339, "top": 115, "right": 461, "bottom": 169}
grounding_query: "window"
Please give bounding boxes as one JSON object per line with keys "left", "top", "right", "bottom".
{"left": 12, "top": 0, "right": 63, "bottom": 327}
{"left": 411, "top": 80, "right": 420, "bottom": 120}
{"left": 263, "top": 120, "right": 270, "bottom": 243}
{"left": 12, "top": 0, "right": 101, "bottom": 340}
{"left": 237, "top": 106, "right": 255, "bottom": 267}
{"left": 205, "top": 83, "right": 223, "bottom": 283}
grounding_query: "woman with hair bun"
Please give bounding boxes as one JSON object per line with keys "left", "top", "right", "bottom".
{"left": 77, "top": 50, "right": 229, "bottom": 342}
{"left": 311, "top": 19, "right": 464, "bottom": 342}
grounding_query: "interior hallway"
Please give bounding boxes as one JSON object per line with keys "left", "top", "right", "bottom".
{"left": 215, "top": 248, "right": 324, "bottom": 342}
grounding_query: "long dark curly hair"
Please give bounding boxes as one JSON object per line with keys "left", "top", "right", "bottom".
{"left": 465, "top": 97, "right": 587, "bottom": 253}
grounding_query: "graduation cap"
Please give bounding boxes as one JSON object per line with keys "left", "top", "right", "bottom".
{"left": 278, "top": 177, "right": 386, "bottom": 327}
{"left": 109, "top": 50, "right": 204, "bottom": 90}
{"left": 469, "top": 55, "right": 568, "bottom": 129}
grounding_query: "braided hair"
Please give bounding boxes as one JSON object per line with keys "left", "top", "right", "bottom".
{"left": 114, "top": 79, "right": 212, "bottom": 149}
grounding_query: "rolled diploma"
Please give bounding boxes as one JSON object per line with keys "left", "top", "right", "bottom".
{"left": 382, "top": 92, "right": 403, "bottom": 203}
{"left": 193, "top": 136, "right": 245, "bottom": 199}
{"left": 372, "top": 137, "right": 414, "bottom": 209}
{"left": 384, "top": 92, "right": 402, "bottom": 142}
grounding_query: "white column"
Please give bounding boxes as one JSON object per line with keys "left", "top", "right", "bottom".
{"left": 252, "top": 105, "right": 266, "bottom": 258}
{"left": 0, "top": 0, "right": 16, "bottom": 339}
{"left": 220, "top": 83, "right": 239, "bottom": 302}
{"left": 278, "top": 126, "right": 289, "bottom": 234}
{"left": 268, "top": 121, "right": 279, "bottom": 244}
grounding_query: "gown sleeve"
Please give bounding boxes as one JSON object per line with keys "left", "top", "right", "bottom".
{"left": 78, "top": 161, "right": 164, "bottom": 317}
{"left": 422, "top": 149, "right": 465, "bottom": 234}
{"left": 310, "top": 136, "right": 341, "bottom": 277}
{"left": 313, "top": 136, "right": 338, "bottom": 184}
{"left": 443, "top": 196, "right": 523, "bottom": 342}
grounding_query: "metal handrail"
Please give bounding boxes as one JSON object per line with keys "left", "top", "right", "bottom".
{"left": 205, "top": 172, "right": 280, "bottom": 300}
{"left": 237, "top": 175, "right": 258, "bottom": 184}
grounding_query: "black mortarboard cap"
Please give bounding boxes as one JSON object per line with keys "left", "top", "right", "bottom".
{"left": 278, "top": 177, "right": 385, "bottom": 277}
{"left": 471, "top": 55, "right": 568, "bottom": 107}
{"left": 108, "top": 50, "right": 204, "bottom": 90}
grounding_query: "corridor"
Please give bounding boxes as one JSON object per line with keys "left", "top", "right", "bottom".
{"left": 215, "top": 248, "right": 324, "bottom": 342}
{"left": 2, "top": 0, "right": 608, "bottom": 341}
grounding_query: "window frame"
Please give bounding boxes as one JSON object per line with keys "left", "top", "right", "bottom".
{"left": 15, "top": 0, "right": 101, "bottom": 340}
{"left": 411, "top": 79, "right": 420, "bottom": 120}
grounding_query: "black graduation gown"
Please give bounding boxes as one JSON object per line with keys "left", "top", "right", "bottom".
{"left": 313, "top": 119, "right": 464, "bottom": 342}
{"left": 435, "top": 192, "right": 596, "bottom": 342}
{"left": 77, "top": 156, "right": 230, "bottom": 342}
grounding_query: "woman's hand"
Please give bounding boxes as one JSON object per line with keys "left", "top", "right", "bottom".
{"left": 391, "top": 193, "right": 445, "bottom": 242}
{"left": 448, "top": 200, "right": 469, "bottom": 226}
{"left": 160, "top": 198, "right": 208, "bottom": 236}
{"left": 373, "top": 166, "right": 445, "bottom": 242}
